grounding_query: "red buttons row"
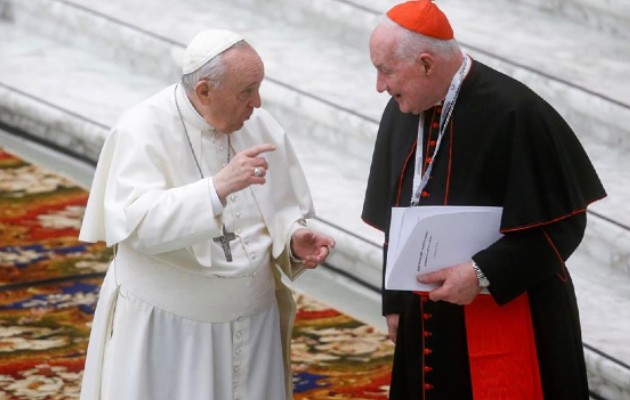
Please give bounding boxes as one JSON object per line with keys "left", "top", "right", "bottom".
{"left": 422, "top": 298, "right": 435, "bottom": 392}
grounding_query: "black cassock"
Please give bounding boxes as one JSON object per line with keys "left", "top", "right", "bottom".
{"left": 362, "top": 60, "right": 606, "bottom": 400}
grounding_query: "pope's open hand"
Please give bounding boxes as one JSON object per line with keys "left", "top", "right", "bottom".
{"left": 213, "top": 143, "right": 276, "bottom": 202}
{"left": 291, "top": 228, "right": 336, "bottom": 268}
{"left": 417, "top": 262, "right": 481, "bottom": 305}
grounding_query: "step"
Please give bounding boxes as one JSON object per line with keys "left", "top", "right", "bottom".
{"left": 571, "top": 214, "right": 630, "bottom": 399}
{"left": 507, "top": 0, "right": 630, "bottom": 39}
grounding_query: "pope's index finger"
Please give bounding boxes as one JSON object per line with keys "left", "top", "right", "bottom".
{"left": 244, "top": 143, "right": 276, "bottom": 157}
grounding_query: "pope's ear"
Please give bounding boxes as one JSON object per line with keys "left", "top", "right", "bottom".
{"left": 194, "top": 80, "right": 212, "bottom": 104}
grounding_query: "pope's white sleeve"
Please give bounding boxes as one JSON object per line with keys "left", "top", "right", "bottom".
{"left": 126, "top": 178, "right": 223, "bottom": 254}
{"left": 207, "top": 178, "right": 224, "bottom": 216}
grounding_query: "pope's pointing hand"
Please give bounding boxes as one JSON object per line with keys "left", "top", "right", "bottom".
{"left": 213, "top": 143, "right": 276, "bottom": 202}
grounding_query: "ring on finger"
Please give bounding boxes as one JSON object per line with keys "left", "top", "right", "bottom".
{"left": 254, "top": 166, "right": 262, "bottom": 177}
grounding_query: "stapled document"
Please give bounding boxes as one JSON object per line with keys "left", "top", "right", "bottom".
{"left": 385, "top": 206, "right": 503, "bottom": 292}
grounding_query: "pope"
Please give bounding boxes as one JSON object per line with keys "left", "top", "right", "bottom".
{"left": 78, "top": 29, "right": 335, "bottom": 400}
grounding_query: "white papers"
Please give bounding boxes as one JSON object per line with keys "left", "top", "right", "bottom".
{"left": 385, "top": 206, "right": 503, "bottom": 292}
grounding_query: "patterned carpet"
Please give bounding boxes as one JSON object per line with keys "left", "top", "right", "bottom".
{"left": 0, "top": 147, "right": 393, "bottom": 399}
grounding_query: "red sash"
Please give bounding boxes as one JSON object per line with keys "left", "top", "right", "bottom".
{"left": 464, "top": 293, "right": 544, "bottom": 399}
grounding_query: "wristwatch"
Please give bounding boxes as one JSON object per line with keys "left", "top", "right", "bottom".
{"left": 471, "top": 260, "right": 490, "bottom": 288}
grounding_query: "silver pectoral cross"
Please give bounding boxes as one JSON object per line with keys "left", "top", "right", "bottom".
{"left": 213, "top": 225, "right": 237, "bottom": 262}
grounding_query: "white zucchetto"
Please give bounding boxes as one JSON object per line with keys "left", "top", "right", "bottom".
{"left": 182, "top": 29, "right": 244, "bottom": 75}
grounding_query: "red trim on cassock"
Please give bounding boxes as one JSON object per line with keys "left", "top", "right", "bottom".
{"left": 396, "top": 139, "right": 418, "bottom": 207}
{"left": 444, "top": 121, "right": 454, "bottom": 205}
{"left": 423, "top": 110, "right": 435, "bottom": 176}
{"left": 541, "top": 227, "right": 568, "bottom": 282}
{"left": 500, "top": 195, "right": 606, "bottom": 233}
{"left": 465, "top": 294, "right": 544, "bottom": 399}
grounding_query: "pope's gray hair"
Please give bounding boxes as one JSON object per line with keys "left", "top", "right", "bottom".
{"left": 181, "top": 40, "right": 248, "bottom": 92}
{"left": 381, "top": 18, "right": 460, "bottom": 63}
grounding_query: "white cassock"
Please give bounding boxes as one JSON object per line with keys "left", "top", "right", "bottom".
{"left": 79, "top": 84, "right": 315, "bottom": 400}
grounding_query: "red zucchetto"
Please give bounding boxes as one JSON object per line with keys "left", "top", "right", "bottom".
{"left": 386, "top": 0, "right": 454, "bottom": 40}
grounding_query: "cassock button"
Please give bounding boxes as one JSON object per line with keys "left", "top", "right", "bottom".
{"left": 421, "top": 191, "right": 430, "bottom": 199}
{"left": 421, "top": 294, "right": 429, "bottom": 303}
{"left": 423, "top": 313, "right": 432, "bottom": 320}
{"left": 436, "top": 106, "right": 442, "bottom": 114}
{"left": 432, "top": 121, "right": 439, "bottom": 129}
{"left": 423, "top": 330, "right": 432, "bottom": 338}
{"left": 429, "top": 140, "right": 437, "bottom": 147}
{"left": 424, "top": 366, "right": 433, "bottom": 373}
{"left": 424, "top": 383, "right": 434, "bottom": 390}
{"left": 423, "top": 348, "right": 433, "bottom": 355}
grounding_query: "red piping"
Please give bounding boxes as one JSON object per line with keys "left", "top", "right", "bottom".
{"left": 444, "top": 121, "right": 454, "bottom": 205}
{"left": 396, "top": 139, "right": 418, "bottom": 207}
{"left": 500, "top": 196, "right": 605, "bottom": 233}
{"left": 423, "top": 110, "right": 435, "bottom": 176}
{"left": 541, "top": 227, "right": 569, "bottom": 282}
